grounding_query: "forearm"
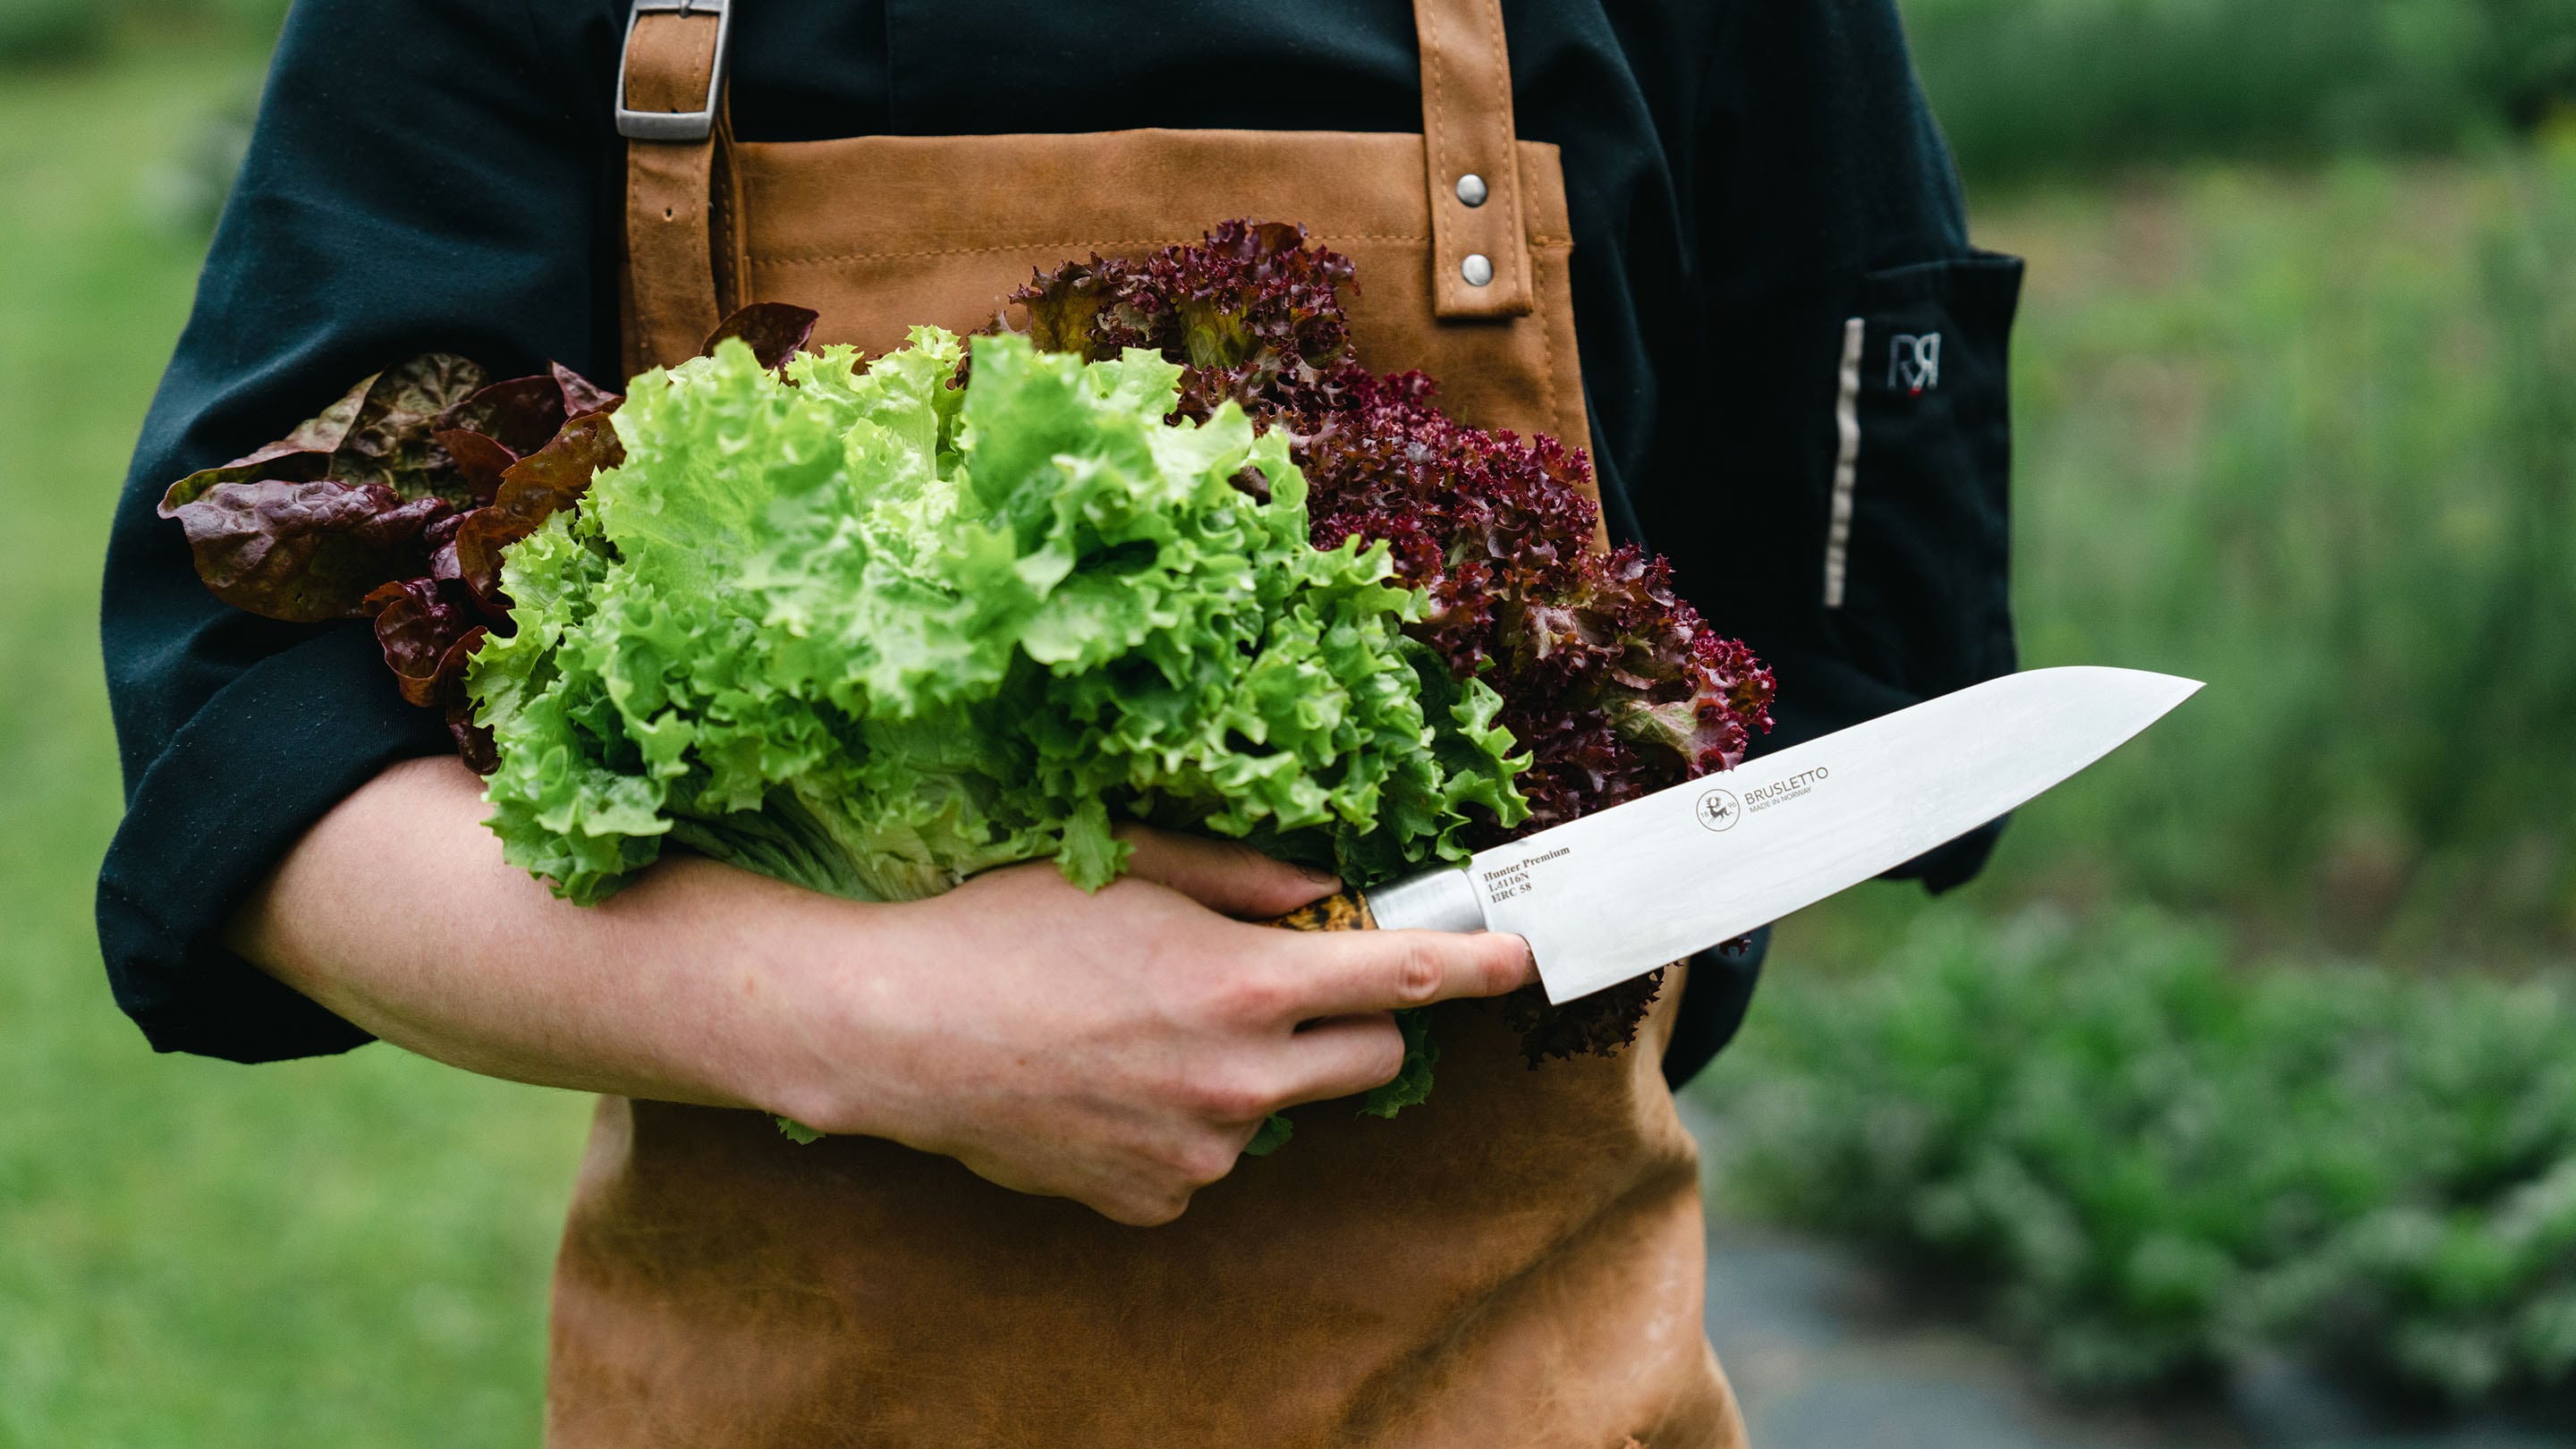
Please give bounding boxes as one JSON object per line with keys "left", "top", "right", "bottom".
{"left": 227, "top": 755, "right": 852, "bottom": 1114}
{"left": 227, "top": 756, "right": 1531, "bottom": 1224}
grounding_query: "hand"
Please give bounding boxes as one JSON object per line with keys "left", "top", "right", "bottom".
{"left": 755, "top": 827, "right": 1536, "bottom": 1226}
{"left": 238, "top": 762, "right": 1533, "bottom": 1231}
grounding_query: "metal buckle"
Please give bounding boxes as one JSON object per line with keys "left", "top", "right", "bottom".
{"left": 614, "top": 0, "right": 733, "bottom": 142}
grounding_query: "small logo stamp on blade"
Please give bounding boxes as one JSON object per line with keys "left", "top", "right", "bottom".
{"left": 1695, "top": 788, "right": 1741, "bottom": 833}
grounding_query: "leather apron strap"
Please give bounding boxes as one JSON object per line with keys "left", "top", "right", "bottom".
{"left": 1413, "top": 0, "right": 1535, "bottom": 319}
{"left": 614, "top": 0, "right": 1538, "bottom": 366}
{"left": 616, "top": 0, "right": 740, "bottom": 378}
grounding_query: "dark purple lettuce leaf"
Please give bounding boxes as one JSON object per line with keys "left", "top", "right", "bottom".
{"left": 157, "top": 479, "right": 449, "bottom": 624}
{"left": 325, "top": 353, "right": 488, "bottom": 498}
{"left": 702, "top": 302, "right": 820, "bottom": 370}
{"left": 434, "top": 428, "right": 516, "bottom": 505}
{"left": 1006, "top": 221, "right": 1778, "bottom": 1063}
{"left": 1504, "top": 969, "right": 1667, "bottom": 1063}
{"left": 157, "top": 374, "right": 375, "bottom": 513}
{"left": 434, "top": 365, "right": 622, "bottom": 509}
{"left": 452, "top": 411, "right": 623, "bottom": 605}
{"left": 364, "top": 577, "right": 479, "bottom": 708}
{"left": 364, "top": 578, "right": 496, "bottom": 770}
{"left": 158, "top": 353, "right": 489, "bottom": 526}
{"left": 552, "top": 361, "right": 621, "bottom": 419}
{"left": 163, "top": 354, "right": 623, "bottom": 763}
{"left": 440, "top": 374, "right": 565, "bottom": 457}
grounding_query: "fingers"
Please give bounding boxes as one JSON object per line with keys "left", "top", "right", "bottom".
{"left": 1263, "top": 1013, "right": 1410, "bottom": 1109}
{"left": 1116, "top": 825, "right": 1339, "bottom": 920}
{"left": 1266, "top": 928, "right": 1537, "bottom": 1021}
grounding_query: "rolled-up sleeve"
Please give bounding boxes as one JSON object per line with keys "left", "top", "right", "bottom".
{"left": 98, "top": 0, "right": 616, "bottom": 1061}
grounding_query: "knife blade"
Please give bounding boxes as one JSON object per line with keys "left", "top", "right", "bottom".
{"left": 1272, "top": 666, "right": 2201, "bottom": 1004}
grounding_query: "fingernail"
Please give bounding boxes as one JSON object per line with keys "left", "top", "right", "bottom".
{"left": 1295, "top": 861, "right": 1342, "bottom": 887}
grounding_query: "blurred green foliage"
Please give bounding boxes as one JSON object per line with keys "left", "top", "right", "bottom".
{"left": 0, "top": 0, "right": 286, "bottom": 67}
{"left": 1700, "top": 907, "right": 2576, "bottom": 1404}
{"left": 1980, "top": 152, "right": 2576, "bottom": 953}
{"left": 0, "top": 44, "right": 585, "bottom": 1448}
{"left": 1904, "top": 0, "right": 2576, "bottom": 182}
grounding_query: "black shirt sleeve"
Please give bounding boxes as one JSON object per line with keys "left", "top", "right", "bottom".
{"left": 97, "top": 0, "right": 615, "bottom": 1062}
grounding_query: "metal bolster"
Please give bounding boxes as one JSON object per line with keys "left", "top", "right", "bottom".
{"left": 614, "top": 0, "right": 734, "bottom": 142}
{"left": 1363, "top": 869, "right": 1487, "bottom": 936}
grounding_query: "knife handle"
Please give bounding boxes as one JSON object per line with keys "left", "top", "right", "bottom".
{"left": 1264, "top": 890, "right": 1377, "bottom": 933}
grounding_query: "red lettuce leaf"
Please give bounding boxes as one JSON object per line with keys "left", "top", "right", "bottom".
{"left": 433, "top": 428, "right": 516, "bottom": 505}
{"left": 157, "top": 479, "right": 449, "bottom": 623}
{"left": 440, "top": 374, "right": 565, "bottom": 457}
{"left": 157, "top": 353, "right": 489, "bottom": 524}
{"left": 552, "top": 361, "right": 621, "bottom": 419}
{"left": 363, "top": 579, "right": 496, "bottom": 769}
{"left": 702, "top": 302, "right": 820, "bottom": 370}
{"left": 157, "top": 374, "right": 374, "bottom": 513}
{"left": 433, "top": 365, "right": 623, "bottom": 509}
{"left": 452, "top": 411, "right": 623, "bottom": 605}
{"left": 161, "top": 352, "right": 621, "bottom": 758}
{"left": 324, "top": 353, "right": 488, "bottom": 498}
{"left": 364, "top": 577, "right": 479, "bottom": 708}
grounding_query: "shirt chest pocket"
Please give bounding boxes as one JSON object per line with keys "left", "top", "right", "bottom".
{"left": 1820, "top": 251, "right": 2024, "bottom": 701}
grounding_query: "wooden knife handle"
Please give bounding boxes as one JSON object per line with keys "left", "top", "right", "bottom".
{"left": 1263, "top": 890, "right": 1377, "bottom": 933}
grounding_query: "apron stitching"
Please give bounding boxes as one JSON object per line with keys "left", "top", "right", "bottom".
{"left": 1424, "top": 4, "right": 1450, "bottom": 309}
{"left": 750, "top": 233, "right": 1438, "bottom": 267}
{"left": 1484, "top": 0, "right": 1530, "bottom": 298}
{"left": 1537, "top": 263, "right": 1563, "bottom": 445}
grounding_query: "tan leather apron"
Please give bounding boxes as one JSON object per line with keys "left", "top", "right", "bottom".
{"left": 549, "top": 4, "right": 1743, "bottom": 1445}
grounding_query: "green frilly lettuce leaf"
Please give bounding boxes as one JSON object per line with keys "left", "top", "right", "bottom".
{"left": 470, "top": 328, "right": 1527, "bottom": 908}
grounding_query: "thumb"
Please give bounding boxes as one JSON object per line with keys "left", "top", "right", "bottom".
{"left": 1115, "top": 825, "right": 1340, "bottom": 921}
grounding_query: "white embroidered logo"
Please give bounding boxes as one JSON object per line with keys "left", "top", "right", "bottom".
{"left": 1890, "top": 333, "right": 1942, "bottom": 395}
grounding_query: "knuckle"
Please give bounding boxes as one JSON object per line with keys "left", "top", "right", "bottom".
{"left": 1178, "top": 1139, "right": 1241, "bottom": 1188}
{"left": 1209, "top": 970, "right": 1288, "bottom": 1027}
{"left": 1184, "top": 1068, "right": 1276, "bottom": 1123}
{"left": 1390, "top": 939, "right": 1445, "bottom": 1005}
{"left": 1145, "top": 1138, "right": 1233, "bottom": 1194}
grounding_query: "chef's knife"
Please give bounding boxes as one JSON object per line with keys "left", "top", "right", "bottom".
{"left": 1273, "top": 666, "right": 2201, "bottom": 1004}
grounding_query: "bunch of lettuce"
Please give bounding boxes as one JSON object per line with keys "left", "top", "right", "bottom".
{"left": 467, "top": 326, "right": 1527, "bottom": 910}
{"left": 1007, "top": 221, "right": 1777, "bottom": 1061}
{"left": 161, "top": 222, "right": 1776, "bottom": 1098}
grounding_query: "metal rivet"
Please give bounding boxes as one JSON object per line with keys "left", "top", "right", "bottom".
{"left": 1461, "top": 253, "right": 1495, "bottom": 287}
{"left": 1455, "top": 173, "right": 1488, "bottom": 208}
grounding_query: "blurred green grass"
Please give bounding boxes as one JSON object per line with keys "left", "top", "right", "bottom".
{"left": 0, "top": 45, "right": 589, "bottom": 1449}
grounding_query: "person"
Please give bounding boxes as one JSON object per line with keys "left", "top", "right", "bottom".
{"left": 99, "top": 2, "right": 2019, "bottom": 1444}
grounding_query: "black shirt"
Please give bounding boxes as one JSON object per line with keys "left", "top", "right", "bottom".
{"left": 98, "top": 0, "right": 2018, "bottom": 1080}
